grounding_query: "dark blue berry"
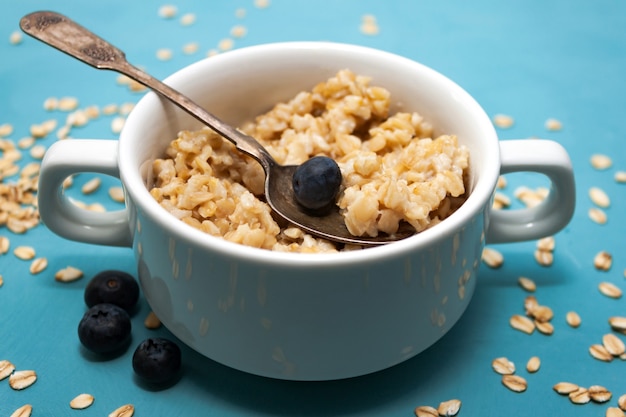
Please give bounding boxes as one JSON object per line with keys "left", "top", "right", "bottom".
{"left": 78, "top": 303, "right": 131, "bottom": 354}
{"left": 292, "top": 156, "right": 342, "bottom": 211}
{"left": 132, "top": 338, "right": 182, "bottom": 384}
{"left": 84, "top": 270, "right": 139, "bottom": 312}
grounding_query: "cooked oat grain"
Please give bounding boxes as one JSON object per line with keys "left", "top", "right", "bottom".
{"left": 9, "top": 370, "right": 37, "bottom": 390}
{"left": 70, "top": 393, "right": 95, "bottom": 409}
{"left": 502, "top": 374, "right": 527, "bottom": 392}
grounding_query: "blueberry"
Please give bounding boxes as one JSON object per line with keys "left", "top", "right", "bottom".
{"left": 78, "top": 303, "right": 131, "bottom": 354}
{"left": 292, "top": 156, "right": 342, "bottom": 211}
{"left": 132, "top": 338, "right": 182, "bottom": 384}
{"left": 84, "top": 270, "right": 139, "bottom": 312}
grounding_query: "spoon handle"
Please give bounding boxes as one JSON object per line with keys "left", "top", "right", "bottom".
{"left": 19, "top": 11, "right": 275, "bottom": 171}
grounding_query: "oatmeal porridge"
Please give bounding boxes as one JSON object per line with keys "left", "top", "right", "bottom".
{"left": 149, "top": 70, "right": 469, "bottom": 252}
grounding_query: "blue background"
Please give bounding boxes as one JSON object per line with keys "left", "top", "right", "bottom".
{"left": 1, "top": 1, "right": 625, "bottom": 415}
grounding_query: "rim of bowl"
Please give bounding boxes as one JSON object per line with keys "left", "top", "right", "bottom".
{"left": 120, "top": 41, "right": 500, "bottom": 268}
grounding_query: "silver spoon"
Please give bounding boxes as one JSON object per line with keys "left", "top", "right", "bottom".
{"left": 20, "top": 11, "right": 414, "bottom": 246}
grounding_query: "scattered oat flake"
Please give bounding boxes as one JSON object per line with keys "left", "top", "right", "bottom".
{"left": 58, "top": 96, "right": 79, "bottom": 111}
{"left": 615, "top": 171, "right": 626, "bottom": 183}
{"left": 588, "top": 385, "right": 612, "bottom": 403}
{"left": 492, "top": 357, "right": 515, "bottom": 375}
{"left": 589, "top": 207, "right": 607, "bottom": 224}
{"left": 566, "top": 311, "right": 581, "bottom": 328}
{"left": 569, "top": 387, "right": 590, "bottom": 404}
{"left": 81, "top": 177, "right": 102, "bottom": 194}
{"left": 29, "top": 257, "right": 48, "bottom": 274}
{"left": 235, "top": 8, "right": 246, "bottom": 18}
{"left": 482, "top": 247, "right": 503, "bottom": 268}
{"left": 534, "top": 249, "right": 553, "bottom": 267}
{"left": 518, "top": 276, "right": 536, "bottom": 292}
{"left": 9, "top": 370, "right": 37, "bottom": 390}
{"left": 1, "top": 236, "right": 10, "bottom": 254}
{"left": 158, "top": 5, "right": 177, "bottom": 18}
{"left": 609, "top": 316, "right": 626, "bottom": 331}
{"left": 0, "top": 275, "right": 3, "bottom": 287}
{"left": 414, "top": 405, "right": 438, "bottom": 417}
{"left": 14, "top": 246, "right": 35, "bottom": 260}
{"left": 231, "top": 25, "right": 247, "bottom": 38}
{"left": 109, "top": 186, "right": 125, "bottom": 203}
{"left": 526, "top": 356, "right": 540, "bottom": 373}
{"left": 55, "top": 266, "right": 84, "bottom": 283}
{"left": 10, "top": 31, "right": 23, "bottom": 45}
{"left": 70, "top": 393, "right": 95, "bottom": 409}
{"left": 602, "top": 333, "right": 626, "bottom": 356}
{"left": 607, "top": 407, "right": 626, "bottom": 417}
{"left": 493, "top": 114, "right": 514, "bottom": 129}
{"left": 254, "top": 0, "right": 270, "bottom": 8}
{"left": 109, "top": 404, "right": 134, "bottom": 417}
{"left": 536, "top": 236, "right": 555, "bottom": 251}
{"left": 0, "top": 360, "right": 16, "bottom": 380}
{"left": 111, "top": 116, "right": 126, "bottom": 134}
{"left": 553, "top": 382, "right": 579, "bottom": 395}
{"left": 218, "top": 38, "right": 234, "bottom": 51}
{"left": 0, "top": 123, "right": 14, "bottom": 136}
{"left": 510, "top": 314, "right": 535, "bottom": 334}
{"left": 502, "top": 374, "right": 527, "bottom": 392}
{"left": 437, "top": 399, "right": 461, "bottom": 416}
{"left": 589, "top": 187, "right": 610, "bottom": 208}
{"left": 156, "top": 48, "right": 173, "bottom": 61}
{"left": 618, "top": 394, "right": 626, "bottom": 411}
{"left": 594, "top": 251, "right": 612, "bottom": 271}
{"left": 360, "top": 15, "right": 380, "bottom": 36}
{"left": 144, "top": 311, "right": 162, "bottom": 329}
{"left": 30, "top": 145, "right": 46, "bottom": 160}
{"left": 535, "top": 320, "right": 554, "bottom": 335}
{"left": 182, "top": 42, "right": 199, "bottom": 54}
{"left": 545, "top": 118, "right": 562, "bottom": 131}
{"left": 9, "top": 404, "right": 32, "bottom": 417}
{"left": 589, "top": 344, "right": 613, "bottom": 362}
{"left": 180, "top": 13, "right": 196, "bottom": 26}
{"left": 599, "top": 282, "right": 622, "bottom": 299}
{"left": 590, "top": 154, "right": 612, "bottom": 170}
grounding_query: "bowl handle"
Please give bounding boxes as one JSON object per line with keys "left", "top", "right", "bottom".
{"left": 485, "top": 139, "right": 576, "bottom": 244}
{"left": 38, "top": 139, "right": 133, "bottom": 247}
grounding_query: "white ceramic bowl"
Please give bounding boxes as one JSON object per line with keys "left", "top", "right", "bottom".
{"left": 38, "top": 42, "right": 575, "bottom": 380}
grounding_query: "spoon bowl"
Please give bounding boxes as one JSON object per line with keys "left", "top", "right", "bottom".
{"left": 20, "top": 10, "right": 413, "bottom": 246}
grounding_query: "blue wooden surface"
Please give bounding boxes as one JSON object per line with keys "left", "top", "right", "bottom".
{"left": 1, "top": 1, "right": 625, "bottom": 415}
